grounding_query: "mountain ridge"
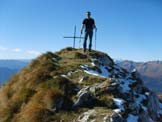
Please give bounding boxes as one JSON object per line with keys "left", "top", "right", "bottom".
{"left": 116, "top": 60, "right": 162, "bottom": 93}
{"left": 0, "top": 47, "right": 161, "bottom": 122}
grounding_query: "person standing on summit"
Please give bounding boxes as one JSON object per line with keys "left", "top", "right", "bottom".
{"left": 81, "top": 11, "right": 97, "bottom": 53}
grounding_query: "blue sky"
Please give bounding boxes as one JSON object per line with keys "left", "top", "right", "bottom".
{"left": 0, "top": 0, "right": 162, "bottom": 61}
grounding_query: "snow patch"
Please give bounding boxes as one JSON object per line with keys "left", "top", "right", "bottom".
{"left": 113, "top": 98, "right": 125, "bottom": 113}
{"left": 136, "top": 94, "right": 147, "bottom": 104}
{"left": 145, "top": 92, "right": 150, "bottom": 96}
{"left": 61, "top": 74, "right": 68, "bottom": 78}
{"left": 79, "top": 77, "right": 84, "bottom": 83}
{"left": 132, "top": 68, "right": 137, "bottom": 73}
{"left": 77, "top": 86, "right": 89, "bottom": 97}
{"left": 119, "top": 79, "right": 136, "bottom": 93}
{"left": 81, "top": 63, "right": 110, "bottom": 78}
{"left": 103, "top": 115, "right": 109, "bottom": 122}
{"left": 91, "top": 62, "right": 95, "bottom": 66}
{"left": 67, "top": 71, "right": 73, "bottom": 76}
{"left": 134, "top": 93, "right": 147, "bottom": 112}
{"left": 52, "top": 57, "right": 58, "bottom": 61}
{"left": 80, "top": 58, "right": 111, "bottom": 78}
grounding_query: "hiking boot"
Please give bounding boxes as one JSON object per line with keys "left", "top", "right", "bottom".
{"left": 83, "top": 49, "right": 86, "bottom": 53}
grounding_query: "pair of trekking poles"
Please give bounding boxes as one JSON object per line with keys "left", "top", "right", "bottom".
{"left": 79, "top": 29, "right": 97, "bottom": 50}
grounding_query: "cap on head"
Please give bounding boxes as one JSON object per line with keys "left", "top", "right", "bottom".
{"left": 86, "top": 11, "right": 91, "bottom": 15}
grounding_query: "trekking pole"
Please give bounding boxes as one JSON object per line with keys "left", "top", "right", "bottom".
{"left": 95, "top": 28, "right": 97, "bottom": 50}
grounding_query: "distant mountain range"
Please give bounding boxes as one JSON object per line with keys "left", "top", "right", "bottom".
{"left": 117, "top": 60, "right": 162, "bottom": 93}
{"left": 0, "top": 60, "right": 30, "bottom": 85}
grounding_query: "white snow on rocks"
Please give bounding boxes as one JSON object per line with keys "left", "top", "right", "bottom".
{"left": 52, "top": 57, "right": 58, "bottom": 61}
{"left": 77, "top": 86, "right": 89, "bottom": 97}
{"left": 80, "top": 58, "right": 110, "bottom": 78}
{"left": 79, "top": 55, "right": 161, "bottom": 122}
{"left": 79, "top": 77, "right": 84, "bottom": 83}
{"left": 127, "top": 114, "right": 139, "bottom": 122}
{"left": 136, "top": 94, "right": 147, "bottom": 104}
{"left": 108, "top": 64, "right": 137, "bottom": 94}
{"left": 113, "top": 98, "right": 125, "bottom": 113}
{"left": 61, "top": 74, "right": 68, "bottom": 78}
{"left": 81, "top": 64, "right": 110, "bottom": 78}
{"left": 91, "top": 62, "right": 95, "bottom": 66}
{"left": 84, "top": 68, "right": 108, "bottom": 78}
{"left": 134, "top": 93, "right": 147, "bottom": 112}
{"left": 118, "top": 79, "right": 136, "bottom": 93}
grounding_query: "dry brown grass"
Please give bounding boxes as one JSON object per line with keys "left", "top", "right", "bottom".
{"left": 38, "top": 76, "right": 77, "bottom": 96}
{"left": 13, "top": 103, "right": 52, "bottom": 122}
{"left": 0, "top": 48, "right": 116, "bottom": 122}
{"left": 11, "top": 88, "right": 63, "bottom": 122}
{"left": 0, "top": 98, "right": 26, "bottom": 122}
{"left": 43, "top": 88, "right": 63, "bottom": 109}
{"left": 0, "top": 105, "right": 14, "bottom": 122}
{"left": 0, "top": 86, "right": 13, "bottom": 107}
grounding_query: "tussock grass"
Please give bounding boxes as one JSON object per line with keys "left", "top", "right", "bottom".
{"left": 0, "top": 105, "right": 15, "bottom": 122}
{"left": 38, "top": 76, "right": 77, "bottom": 95}
{"left": 0, "top": 47, "right": 116, "bottom": 122}
{"left": 13, "top": 103, "right": 52, "bottom": 122}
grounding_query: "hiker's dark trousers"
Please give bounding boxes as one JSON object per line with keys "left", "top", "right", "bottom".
{"left": 83, "top": 29, "right": 93, "bottom": 52}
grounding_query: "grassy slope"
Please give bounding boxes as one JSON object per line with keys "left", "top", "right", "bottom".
{"left": 0, "top": 47, "right": 115, "bottom": 122}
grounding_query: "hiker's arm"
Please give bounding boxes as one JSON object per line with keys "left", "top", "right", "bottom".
{"left": 93, "top": 24, "right": 97, "bottom": 31}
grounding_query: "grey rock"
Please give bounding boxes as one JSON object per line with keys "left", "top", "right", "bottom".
{"left": 111, "top": 113, "right": 124, "bottom": 122}
{"left": 147, "top": 92, "right": 161, "bottom": 121}
{"left": 73, "top": 87, "right": 97, "bottom": 108}
{"left": 139, "top": 111, "right": 154, "bottom": 122}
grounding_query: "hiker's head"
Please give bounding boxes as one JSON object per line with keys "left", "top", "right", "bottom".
{"left": 86, "top": 11, "right": 91, "bottom": 18}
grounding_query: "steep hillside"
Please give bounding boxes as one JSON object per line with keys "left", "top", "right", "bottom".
{"left": 117, "top": 60, "right": 162, "bottom": 93}
{"left": 0, "top": 47, "right": 161, "bottom": 122}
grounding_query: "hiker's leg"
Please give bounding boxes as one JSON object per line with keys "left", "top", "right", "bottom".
{"left": 89, "top": 30, "right": 93, "bottom": 52}
{"left": 83, "top": 31, "right": 88, "bottom": 52}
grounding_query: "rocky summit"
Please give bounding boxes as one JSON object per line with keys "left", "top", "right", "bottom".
{"left": 0, "top": 47, "right": 162, "bottom": 122}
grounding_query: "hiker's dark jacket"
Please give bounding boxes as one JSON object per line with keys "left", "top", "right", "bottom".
{"left": 82, "top": 18, "right": 95, "bottom": 31}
